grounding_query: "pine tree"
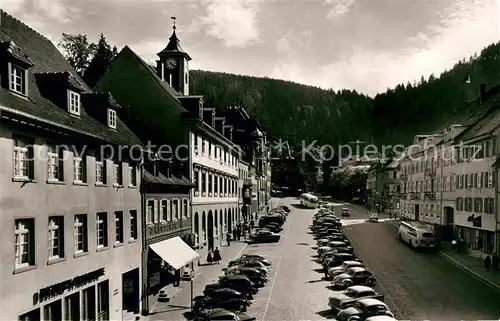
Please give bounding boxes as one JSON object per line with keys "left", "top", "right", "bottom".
{"left": 84, "top": 34, "right": 118, "bottom": 87}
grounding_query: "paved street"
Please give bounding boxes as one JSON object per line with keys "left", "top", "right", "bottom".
{"left": 242, "top": 197, "right": 500, "bottom": 321}
{"left": 147, "top": 197, "right": 500, "bottom": 321}
{"left": 242, "top": 197, "right": 335, "bottom": 321}
{"left": 342, "top": 204, "right": 500, "bottom": 321}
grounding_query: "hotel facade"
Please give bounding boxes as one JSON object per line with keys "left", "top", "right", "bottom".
{"left": 0, "top": 10, "right": 143, "bottom": 320}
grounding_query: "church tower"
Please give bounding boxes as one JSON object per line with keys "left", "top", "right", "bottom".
{"left": 156, "top": 17, "right": 191, "bottom": 96}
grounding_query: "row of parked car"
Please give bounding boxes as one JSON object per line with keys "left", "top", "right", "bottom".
{"left": 311, "top": 205, "right": 398, "bottom": 321}
{"left": 190, "top": 206, "right": 291, "bottom": 321}
{"left": 248, "top": 205, "right": 291, "bottom": 243}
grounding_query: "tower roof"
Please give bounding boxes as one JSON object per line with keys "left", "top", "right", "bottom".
{"left": 157, "top": 20, "right": 191, "bottom": 60}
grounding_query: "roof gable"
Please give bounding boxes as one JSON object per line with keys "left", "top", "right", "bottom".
{"left": 0, "top": 10, "right": 142, "bottom": 146}
{"left": 94, "top": 45, "right": 189, "bottom": 146}
{"left": 454, "top": 85, "right": 500, "bottom": 143}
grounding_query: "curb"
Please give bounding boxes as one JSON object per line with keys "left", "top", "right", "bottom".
{"left": 439, "top": 252, "right": 500, "bottom": 291}
{"left": 386, "top": 220, "right": 500, "bottom": 291}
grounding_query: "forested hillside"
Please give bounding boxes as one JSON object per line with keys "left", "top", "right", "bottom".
{"left": 58, "top": 31, "right": 500, "bottom": 192}
{"left": 190, "top": 42, "right": 500, "bottom": 147}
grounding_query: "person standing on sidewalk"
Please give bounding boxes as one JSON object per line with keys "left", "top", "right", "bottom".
{"left": 485, "top": 254, "right": 492, "bottom": 272}
{"left": 226, "top": 232, "right": 231, "bottom": 246}
{"left": 207, "top": 250, "right": 213, "bottom": 265}
{"left": 213, "top": 247, "right": 222, "bottom": 264}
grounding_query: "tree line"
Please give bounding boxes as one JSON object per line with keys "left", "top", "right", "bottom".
{"left": 57, "top": 33, "right": 500, "bottom": 194}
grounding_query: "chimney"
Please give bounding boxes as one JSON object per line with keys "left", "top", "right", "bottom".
{"left": 203, "top": 108, "right": 216, "bottom": 127}
{"left": 224, "top": 125, "right": 233, "bottom": 141}
{"left": 215, "top": 117, "right": 225, "bottom": 133}
{"left": 480, "top": 83, "right": 487, "bottom": 103}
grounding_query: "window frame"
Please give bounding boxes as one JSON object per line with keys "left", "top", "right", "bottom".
{"left": 74, "top": 214, "right": 88, "bottom": 254}
{"left": 107, "top": 108, "right": 117, "bottom": 129}
{"left": 114, "top": 211, "right": 124, "bottom": 245}
{"left": 14, "top": 218, "right": 35, "bottom": 269}
{"left": 68, "top": 90, "right": 81, "bottom": 116}
{"left": 13, "top": 136, "right": 34, "bottom": 179}
{"left": 48, "top": 216, "right": 64, "bottom": 260}
{"left": 96, "top": 212, "right": 108, "bottom": 249}
{"left": 129, "top": 210, "right": 138, "bottom": 241}
{"left": 8, "top": 63, "right": 27, "bottom": 96}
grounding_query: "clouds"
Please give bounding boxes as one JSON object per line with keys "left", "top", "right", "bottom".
{"left": 271, "top": 0, "right": 500, "bottom": 95}
{"left": 324, "top": 0, "right": 356, "bottom": 18}
{"left": 2, "top": 0, "right": 499, "bottom": 97}
{"left": 200, "top": 1, "right": 260, "bottom": 48}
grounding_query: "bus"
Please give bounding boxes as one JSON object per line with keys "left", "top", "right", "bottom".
{"left": 300, "top": 193, "right": 319, "bottom": 209}
{"left": 397, "top": 221, "right": 438, "bottom": 251}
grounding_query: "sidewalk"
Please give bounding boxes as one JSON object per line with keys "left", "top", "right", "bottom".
{"left": 439, "top": 241, "right": 500, "bottom": 291}
{"left": 145, "top": 241, "right": 248, "bottom": 321}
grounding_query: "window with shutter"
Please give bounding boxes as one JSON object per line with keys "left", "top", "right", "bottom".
{"left": 477, "top": 172, "right": 482, "bottom": 188}
{"left": 492, "top": 170, "right": 496, "bottom": 187}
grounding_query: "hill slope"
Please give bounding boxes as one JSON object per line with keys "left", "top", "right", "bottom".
{"left": 190, "top": 41, "right": 500, "bottom": 148}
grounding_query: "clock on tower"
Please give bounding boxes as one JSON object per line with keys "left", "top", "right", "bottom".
{"left": 156, "top": 16, "right": 192, "bottom": 96}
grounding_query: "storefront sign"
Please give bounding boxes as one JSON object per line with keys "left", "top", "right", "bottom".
{"left": 467, "top": 214, "right": 482, "bottom": 228}
{"left": 36, "top": 268, "right": 105, "bottom": 302}
{"left": 148, "top": 220, "right": 179, "bottom": 236}
{"left": 455, "top": 212, "right": 496, "bottom": 231}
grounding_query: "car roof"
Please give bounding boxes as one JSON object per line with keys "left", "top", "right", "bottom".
{"left": 365, "top": 316, "right": 395, "bottom": 321}
{"left": 344, "top": 260, "right": 363, "bottom": 265}
{"left": 342, "top": 208, "right": 349, "bottom": 210}
{"left": 201, "top": 308, "right": 235, "bottom": 318}
{"left": 347, "top": 285, "right": 373, "bottom": 292}
{"left": 337, "top": 252, "right": 354, "bottom": 256}
{"left": 346, "top": 266, "right": 366, "bottom": 272}
{"left": 224, "top": 275, "right": 250, "bottom": 280}
{"left": 356, "top": 298, "right": 387, "bottom": 308}
{"left": 213, "top": 288, "right": 241, "bottom": 294}
{"left": 329, "top": 241, "right": 346, "bottom": 244}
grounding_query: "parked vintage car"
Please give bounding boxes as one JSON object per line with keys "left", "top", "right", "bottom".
{"left": 224, "top": 265, "right": 268, "bottom": 277}
{"left": 193, "top": 308, "right": 257, "bottom": 321}
{"left": 328, "top": 261, "right": 365, "bottom": 279}
{"left": 328, "top": 285, "right": 384, "bottom": 311}
{"left": 331, "top": 267, "right": 376, "bottom": 289}
{"left": 205, "top": 276, "right": 257, "bottom": 298}
{"left": 223, "top": 268, "right": 267, "bottom": 287}
{"left": 264, "top": 223, "right": 282, "bottom": 233}
{"left": 368, "top": 213, "right": 379, "bottom": 222}
{"left": 336, "top": 299, "right": 394, "bottom": 321}
{"left": 240, "top": 254, "right": 268, "bottom": 262}
{"left": 232, "top": 261, "right": 269, "bottom": 274}
{"left": 341, "top": 208, "right": 350, "bottom": 217}
{"left": 193, "top": 289, "right": 251, "bottom": 312}
{"left": 365, "top": 316, "right": 397, "bottom": 321}
{"left": 228, "top": 257, "right": 272, "bottom": 267}
{"left": 249, "top": 229, "right": 281, "bottom": 244}
{"left": 324, "top": 253, "right": 360, "bottom": 270}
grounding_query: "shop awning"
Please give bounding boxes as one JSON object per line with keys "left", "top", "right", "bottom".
{"left": 149, "top": 236, "right": 199, "bottom": 270}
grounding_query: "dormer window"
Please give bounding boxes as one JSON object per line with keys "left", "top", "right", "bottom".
{"left": 9, "top": 63, "right": 27, "bottom": 95}
{"left": 68, "top": 90, "right": 81, "bottom": 116}
{"left": 108, "top": 109, "right": 117, "bottom": 129}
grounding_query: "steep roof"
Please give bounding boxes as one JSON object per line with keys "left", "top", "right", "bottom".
{"left": 0, "top": 10, "right": 142, "bottom": 146}
{"left": 453, "top": 84, "right": 500, "bottom": 142}
{"left": 431, "top": 84, "right": 500, "bottom": 136}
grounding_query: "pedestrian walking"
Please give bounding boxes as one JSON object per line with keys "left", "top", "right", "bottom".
{"left": 485, "top": 254, "right": 492, "bottom": 272}
{"left": 207, "top": 250, "right": 213, "bottom": 265}
{"left": 226, "top": 232, "right": 231, "bottom": 246}
{"left": 249, "top": 220, "right": 254, "bottom": 229}
{"left": 213, "top": 247, "right": 222, "bottom": 264}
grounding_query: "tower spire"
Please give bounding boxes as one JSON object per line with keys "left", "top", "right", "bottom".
{"left": 171, "top": 16, "right": 176, "bottom": 31}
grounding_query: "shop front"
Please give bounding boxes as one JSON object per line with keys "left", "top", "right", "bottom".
{"left": 454, "top": 211, "right": 496, "bottom": 254}
{"left": 19, "top": 268, "right": 109, "bottom": 321}
{"left": 141, "top": 214, "right": 197, "bottom": 315}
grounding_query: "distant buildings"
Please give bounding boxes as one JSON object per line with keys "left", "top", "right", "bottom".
{"left": 368, "top": 83, "right": 500, "bottom": 257}
{"left": 0, "top": 10, "right": 271, "bottom": 320}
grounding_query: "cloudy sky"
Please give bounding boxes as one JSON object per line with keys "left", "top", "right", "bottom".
{"left": 2, "top": 0, "right": 500, "bottom": 96}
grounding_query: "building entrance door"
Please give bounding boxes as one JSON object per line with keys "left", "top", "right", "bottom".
{"left": 122, "top": 268, "right": 140, "bottom": 314}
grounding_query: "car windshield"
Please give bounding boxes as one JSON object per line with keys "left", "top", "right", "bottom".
{"left": 422, "top": 232, "right": 434, "bottom": 238}
{"left": 258, "top": 231, "right": 271, "bottom": 235}
{"left": 341, "top": 262, "right": 348, "bottom": 268}
{"left": 346, "top": 269, "right": 356, "bottom": 276}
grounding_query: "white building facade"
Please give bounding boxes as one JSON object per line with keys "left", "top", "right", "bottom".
{"left": 190, "top": 129, "right": 240, "bottom": 251}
